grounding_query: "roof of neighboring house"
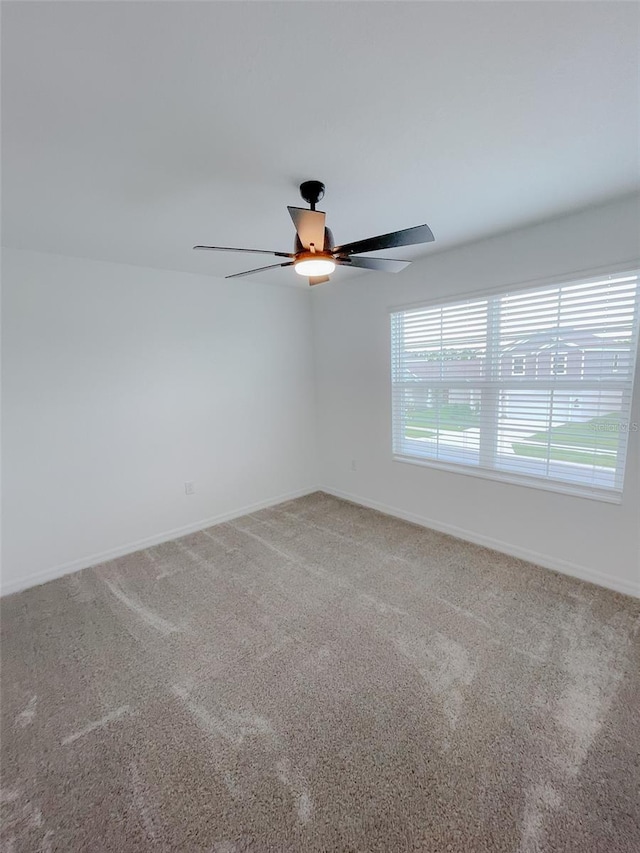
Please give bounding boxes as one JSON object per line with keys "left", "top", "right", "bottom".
{"left": 501, "top": 327, "right": 626, "bottom": 353}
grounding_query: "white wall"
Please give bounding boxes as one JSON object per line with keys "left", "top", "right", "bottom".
{"left": 313, "top": 195, "right": 640, "bottom": 597}
{"left": 1, "top": 249, "right": 318, "bottom": 594}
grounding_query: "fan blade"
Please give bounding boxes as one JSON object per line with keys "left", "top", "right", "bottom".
{"left": 287, "top": 207, "right": 326, "bottom": 251}
{"left": 332, "top": 224, "right": 434, "bottom": 256}
{"left": 194, "top": 245, "right": 293, "bottom": 258}
{"left": 225, "top": 262, "right": 294, "bottom": 280}
{"left": 309, "top": 275, "right": 330, "bottom": 286}
{"left": 336, "top": 256, "right": 410, "bottom": 273}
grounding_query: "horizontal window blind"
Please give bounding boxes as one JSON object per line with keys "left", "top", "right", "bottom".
{"left": 391, "top": 271, "right": 640, "bottom": 500}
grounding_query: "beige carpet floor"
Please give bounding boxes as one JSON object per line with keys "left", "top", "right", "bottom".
{"left": 1, "top": 492, "right": 639, "bottom": 852}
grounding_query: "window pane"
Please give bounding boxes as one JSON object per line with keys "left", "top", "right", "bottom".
{"left": 396, "top": 300, "right": 487, "bottom": 382}
{"left": 394, "top": 385, "right": 482, "bottom": 464}
{"left": 494, "top": 389, "right": 628, "bottom": 489}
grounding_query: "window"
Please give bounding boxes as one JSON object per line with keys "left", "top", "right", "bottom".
{"left": 551, "top": 352, "right": 567, "bottom": 375}
{"left": 512, "top": 356, "right": 525, "bottom": 375}
{"left": 391, "top": 271, "right": 640, "bottom": 501}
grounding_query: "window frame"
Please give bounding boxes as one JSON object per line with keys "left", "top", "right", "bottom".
{"left": 389, "top": 265, "right": 640, "bottom": 505}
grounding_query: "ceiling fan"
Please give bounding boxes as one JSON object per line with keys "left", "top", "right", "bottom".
{"left": 193, "top": 181, "right": 435, "bottom": 286}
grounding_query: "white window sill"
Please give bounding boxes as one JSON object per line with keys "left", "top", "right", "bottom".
{"left": 392, "top": 452, "right": 623, "bottom": 504}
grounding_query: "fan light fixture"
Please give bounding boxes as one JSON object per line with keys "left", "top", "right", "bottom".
{"left": 294, "top": 254, "right": 336, "bottom": 277}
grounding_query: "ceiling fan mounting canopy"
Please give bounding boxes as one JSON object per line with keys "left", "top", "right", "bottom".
{"left": 193, "top": 180, "right": 435, "bottom": 286}
{"left": 299, "top": 180, "right": 325, "bottom": 209}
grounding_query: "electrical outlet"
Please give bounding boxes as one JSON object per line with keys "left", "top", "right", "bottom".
{"left": 184, "top": 481, "right": 195, "bottom": 496}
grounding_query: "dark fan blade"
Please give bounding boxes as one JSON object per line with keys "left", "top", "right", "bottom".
{"left": 336, "top": 256, "right": 410, "bottom": 273}
{"left": 287, "top": 207, "right": 326, "bottom": 250}
{"left": 194, "top": 245, "right": 293, "bottom": 258}
{"left": 225, "top": 262, "right": 294, "bottom": 280}
{"left": 332, "top": 224, "right": 434, "bottom": 256}
{"left": 308, "top": 275, "right": 330, "bottom": 286}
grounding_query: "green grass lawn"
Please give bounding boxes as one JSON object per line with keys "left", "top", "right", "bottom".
{"left": 406, "top": 404, "right": 479, "bottom": 438}
{"left": 405, "top": 408, "right": 622, "bottom": 468}
{"left": 512, "top": 413, "right": 621, "bottom": 468}
{"left": 406, "top": 427, "right": 437, "bottom": 439}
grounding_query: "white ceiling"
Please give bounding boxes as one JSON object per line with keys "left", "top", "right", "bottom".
{"left": 2, "top": 1, "right": 639, "bottom": 287}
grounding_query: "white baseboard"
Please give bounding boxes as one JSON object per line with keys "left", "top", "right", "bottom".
{"left": 0, "top": 486, "right": 318, "bottom": 597}
{"left": 320, "top": 486, "right": 640, "bottom": 599}
{"left": 5, "top": 484, "right": 637, "bottom": 600}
